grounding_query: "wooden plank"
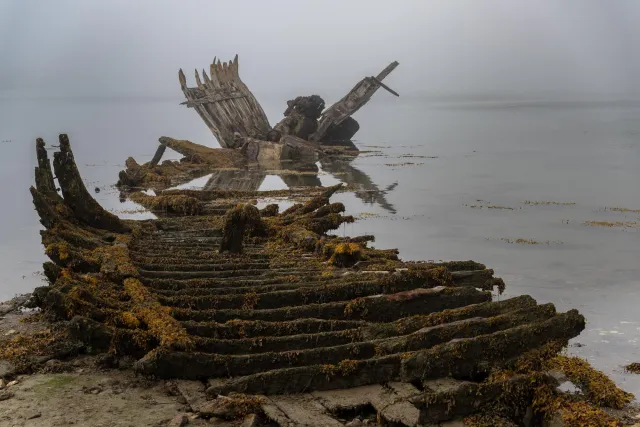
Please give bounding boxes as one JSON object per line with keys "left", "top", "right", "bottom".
{"left": 310, "top": 61, "right": 399, "bottom": 142}
{"left": 180, "top": 93, "right": 248, "bottom": 106}
{"left": 179, "top": 55, "right": 272, "bottom": 148}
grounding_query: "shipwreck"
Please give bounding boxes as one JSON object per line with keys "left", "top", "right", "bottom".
{"left": 117, "top": 57, "right": 400, "bottom": 192}
{"left": 2, "top": 58, "right": 636, "bottom": 426}
{"left": 0, "top": 132, "right": 631, "bottom": 426}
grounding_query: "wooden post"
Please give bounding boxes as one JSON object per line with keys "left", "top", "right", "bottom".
{"left": 149, "top": 142, "right": 167, "bottom": 167}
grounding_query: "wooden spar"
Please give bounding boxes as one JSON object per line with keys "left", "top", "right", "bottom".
{"left": 310, "top": 61, "right": 399, "bottom": 142}
{"left": 179, "top": 55, "right": 272, "bottom": 149}
{"left": 371, "top": 76, "right": 399, "bottom": 97}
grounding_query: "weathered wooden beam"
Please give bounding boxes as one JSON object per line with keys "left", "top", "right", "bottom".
{"left": 180, "top": 93, "right": 248, "bottom": 106}
{"left": 371, "top": 76, "right": 399, "bottom": 97}
{"left": 310, "top": 61, "right": 399, "bottom": 142}
{"left": 149, "top": 142, "right": 167, "bottom": 167}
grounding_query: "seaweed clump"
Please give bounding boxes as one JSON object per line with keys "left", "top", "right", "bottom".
{"left": 545, "top": 355, "right": 633, "bottom": 409}
{"left": 624, "top": 362, "right": 640, "bottom": 374}
{"left": 129, "top": 192, "right": 201, "bottom": 216}
{"left": 327, "top": 242, "right": 363, "bottom": 267}
{"left": 219, "top": 204, "right": 264, "bottom": 253}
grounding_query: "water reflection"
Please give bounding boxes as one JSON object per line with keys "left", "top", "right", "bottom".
{"left": 319, "top": 157, "right": 398, "bottom": 214}
{"left": 197, "top": 154, "right": 398, "bottom": 214}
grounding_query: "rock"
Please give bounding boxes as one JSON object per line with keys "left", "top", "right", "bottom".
{"left": 0, "top": 390, "right": 14, "bottom": 401}
{"left": 557, "top": 381, "right": 581, "bottom": 394}
{"left": 4, "top": 329, "right": 17, "bottom": 336}
{"left": 7, "top": 380, "right": 18, "bottom": 387}
{"left": 82, "top": 385, "right": 102, "bottom": 394}
{"left": 168, "top": 414, "right": 188, "bottom": 427}
{"left": 543, "top": 411, "right": 564, "bottom": 427}
{"left": 265, "top": 395, "right": 343, "bottom": 427}
{"left": 45, "top": 359, "right": 62, "bottom": 368}
{"left": 241, "top": 414, "right": 259, "bottom": 427}
{"left": 176, "top": 380, "right": 207, "bottom": 412}
{"left": 198, "top": 398, "right": 236, "bottom": 419}
{"left": 547, "top": 370, "right": 568, "bottom": 384}
{"left": 0, "top": 360, "right": 15, "bottom": 377}
{"left": 207, "top": 417, "right": 237, "bottom": 426}
{"left": 25, "top": 410, "right": 41, "bottom": 420}
{"left": 346, "top": 419, "right": 363, "bottom": 427}
{"left": 0, "top": 379, "right": 5, "bottom": 389}
{"left": 523, "top": 406, "right": 534, "bottom": 427}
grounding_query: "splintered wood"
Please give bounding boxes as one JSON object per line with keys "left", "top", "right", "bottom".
{"left": 179, "top": 55, "right": 271, "bottom": 148}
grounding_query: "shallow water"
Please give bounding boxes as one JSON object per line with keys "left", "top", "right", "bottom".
{"left": 1, "top": 95, "right": 639, "bottom": 395}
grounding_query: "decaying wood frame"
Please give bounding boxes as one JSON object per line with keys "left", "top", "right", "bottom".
{"left": 179, "top": 55, "right": 272, "bottom": 149}
{"left": 179, "top": 56, "right": 400, "bottom": 148}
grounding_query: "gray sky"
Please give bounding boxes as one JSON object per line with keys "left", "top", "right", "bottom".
{"left": 1, "top": 0, "right": 639, "bottom": 100}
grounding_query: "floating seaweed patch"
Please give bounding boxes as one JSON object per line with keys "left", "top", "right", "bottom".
{"left": 357, "top": 212, "right": 380, "bottom": 219}
{"left": 603, "top": 206, "right": 640, "bottom": 214}
{"left": 490, "top": 238, "right": 564, "bottom": 245}
{"left": 624, "top": 363, "right": 640, "bottom": 374}
{"left": 464, "top": 204, "right": 516, "bottom": 210}
{"left": 112, "top": 208, "right": 149, "bottom": 215}
{"left": 397, "top": 154, "right": 438, "bottom": 159}
{"left": 545, "top": 355, "right": 633, "bottom": 409}
{"left": 583, "top": 221, "right": 640, "bottom": 229}
{"left": 383, "top": 162, "right": 425, "bottom": 167}
{"left": 523, "top": 200, "right": 576, "bottom": 206}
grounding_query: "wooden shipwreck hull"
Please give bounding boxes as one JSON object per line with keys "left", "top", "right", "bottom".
{"left": 117, "top": 57, "right": 400, "bottom": 193}
{"left": 17, "top": 135, "right": 635, "bottom": 425}
{"left": 179, "top": 56, "right": 272, "bottom": 148}
{"left": 180, "top": 55, "right": 400, "bottom": 147}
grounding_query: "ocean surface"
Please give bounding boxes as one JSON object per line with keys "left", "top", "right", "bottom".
{"left": 1, "top": 95, "right": 640, "bottom": 395}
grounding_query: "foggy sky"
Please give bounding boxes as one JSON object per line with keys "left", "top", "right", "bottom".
{"left": 1, "top": 0, "right": 639, "bottom": 100}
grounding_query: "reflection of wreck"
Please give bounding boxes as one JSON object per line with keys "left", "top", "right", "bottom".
{"left": 320, "top": 157, "right": 399, "bottom": 214}
{"left": 171, "top": 155, "right": 399, "bottom": 214}
{"left": 117, "top": 57, "right": 400, "bottom": 191}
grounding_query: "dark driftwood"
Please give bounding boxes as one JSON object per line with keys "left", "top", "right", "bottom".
{"left": 51, "top": 134, "right": 129, "bottom": 233}
{"left": 149, "top": 142, "right": 167, "bottom": 167}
